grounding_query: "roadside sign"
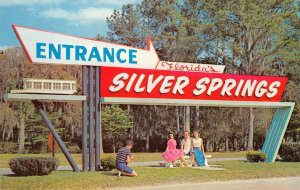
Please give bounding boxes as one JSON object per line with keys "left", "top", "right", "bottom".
{"left": 100, "top": 66, "right": 287, "bottom": 102}
{"left": 13, "top": 25, "right": 159, "bottom": 69}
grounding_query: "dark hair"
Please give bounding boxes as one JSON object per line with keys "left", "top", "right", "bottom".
{"left": 125, "top": 140, "right": 134, "bottom": 146}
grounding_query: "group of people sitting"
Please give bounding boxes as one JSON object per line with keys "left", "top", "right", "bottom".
{"left": 162, "top": 130, "right": 208, "bottom": 168}
{"left": 115, "top": 130, "right": 208, "bottom": 177}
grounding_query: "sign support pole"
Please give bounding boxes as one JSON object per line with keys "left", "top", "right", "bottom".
{"left": 262, "top": 106, "right": 294, "bottom": 162}
{"left": 82, "top": 66, "right": 88, "bottom": 171}
{"left": 95, "top": 67, "right": 102, "bottom": 170}
{"left": 89, "top": 66, "right": 95, "bottom": 171}
{"left": 32, "top": 100, "right": 80, "bottom": 172}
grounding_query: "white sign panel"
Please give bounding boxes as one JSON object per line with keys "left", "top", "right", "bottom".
{"left": 156, "top": 61, "right": 225, "bottom": 73}
{"left": 13, "top": 25, "right": 159, "bottom": 69}
{"left": 13, "top": 25, "right": 226, "bottom": 73}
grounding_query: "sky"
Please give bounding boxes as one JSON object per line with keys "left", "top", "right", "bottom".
{"left": 0, "top": 0, "right": 141, "bottom": 50}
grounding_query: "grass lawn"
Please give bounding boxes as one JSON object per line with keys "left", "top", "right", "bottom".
{"left": 1, "top": 161, "right": 300, "bottom": 190}
{"left": 0, "top": 151, "right": 246, "bottom": 168}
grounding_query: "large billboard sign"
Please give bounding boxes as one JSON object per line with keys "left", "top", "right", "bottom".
{"left": 100, "top": 67, "right": 288, "bottom": 102}
{"left": 13, "top": 25, "right": 225, "bottom": 73}
{"left": 13, "top": 25, "right": 159, "bottom": 69}
{"left": 11, "top": 25, "right": 293, "bottom": 167}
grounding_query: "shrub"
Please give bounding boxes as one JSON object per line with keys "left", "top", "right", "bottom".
{"left": 29, "top": 141, "right": 48, "bottom": 154}
{"left": 9, "top": 157, "right": 59, "bottom": 176}
{"left": 101, "top": 157, "right": 116, "bottom": 171}
{"left": 279, "top": 142, "right": 300, "bottom": 162}
{"left": 0, "top": 142, "right": 18, "bottom": 153}
{"left": 66, "top": 143, "right": 81, "bottom": 153}
{"left": 246, "top": 151, "right": 266, "bottom": 162}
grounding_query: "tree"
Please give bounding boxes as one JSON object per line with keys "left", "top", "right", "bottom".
{"left": 101, "top": 105, "right": 133, "bottom": 153}
{"left": 0, "top": 103, "right": 17, "bottom": 142}
{"left": 200, "top": 0, "right": 300, "bottom": 150}
{"left": 62, "top": 102, "right": 82, "bottom": 141}
{"left": 103, "top": 0, "right": 300, "bottom": 152}
{"left": 15, "top": 103, "right": 34, "bottom": 153}
{"left": 0, "top": 48, "right": 34, "bottom": 153}
{"left": 106, "top": 1, "right": 203, "bottom": 139}
{"left": 283, "top": 59, "right": 300, "bottom": 142}
{"left": 0, "top": 47, "right": 81, "bottom": 153}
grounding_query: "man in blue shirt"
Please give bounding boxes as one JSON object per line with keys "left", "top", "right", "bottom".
{"left": 116, "top": 140, "right": 137, "bottom": 177}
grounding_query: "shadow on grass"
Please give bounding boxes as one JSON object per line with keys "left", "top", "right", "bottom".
{"left": 55, "top": 170, "right": 74, "bottom": 172}
{"left": 3, "top": 174, "right": 20, "bottom": 177}
{"left": 101, "top": 170, "right": 118, "bottom": 176}
{"left": 3, "top": 169, "right": 61, "bottom": 177}
{"left": 3, "top": 173, "right": 53, "bottom": 177}
{"left": 148, "top": 165, "right": 164, "bottom": 168}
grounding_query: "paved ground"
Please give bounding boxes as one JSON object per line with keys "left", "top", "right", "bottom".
{"left": 0, "top": 157, "right": 245, "bottom": 175}
{"left": 114, "top": 177, "right": 300, "bottom": 190}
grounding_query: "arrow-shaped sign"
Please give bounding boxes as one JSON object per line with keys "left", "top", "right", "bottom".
{"left": 13, "top": 25, "right": 160, "bottom": 69}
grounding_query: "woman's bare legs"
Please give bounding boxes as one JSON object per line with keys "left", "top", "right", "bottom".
{"left": 190, "top": 152, "right": 195, "bottom": 166}
{"left": 180, "top": 155, "right": 190, "bottom": 167}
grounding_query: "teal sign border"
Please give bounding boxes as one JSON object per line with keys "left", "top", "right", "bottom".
{"left": 101, "top": 98, "right": 295, "bottom": 163}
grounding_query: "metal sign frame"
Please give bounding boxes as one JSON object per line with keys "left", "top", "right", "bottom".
{"left": 101, "top": 97, "right": 295, "bottom": 163}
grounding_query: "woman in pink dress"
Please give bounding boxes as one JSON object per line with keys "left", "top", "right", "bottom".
{"left": 162, "top": 133, "right": 189, "bottom": 167}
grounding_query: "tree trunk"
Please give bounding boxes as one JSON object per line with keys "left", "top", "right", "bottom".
{"left": 195, "top": 106, "right": 200, "bottom": 130}
{"left": 128, "top": 105, "right": 134, "bottom": 139}
{"left": 244, "top": 134, "right": 248, "bottom": 150}
{"left": 215, "top": 38, "right": 219, "bottom": 65}
{"left": 222, "top": 37, "right": 226, "bottom": 65}
{"left": 176, "top": 106, "right": 180, "bottom": 133}
{"left": 185, "top": 106, "right": 190, "bottom": 132}
{"left": 240, "top": 108, "right": 248, "bottom": 150}
{"left": 71, "top": 125, "right": 75, "bottom": 139}
{"left": 213, "top": 135, "right": 217, "bottom": 152}
{"left": 2, "top": 128, "right": 5, "bottom": 141}
{"left": 206, "top": 140, "right": 210, "bottom": 152}
{"left": 225, "top": 136, "right": 229, "bottom": 152}
{"left": 144, "top": 113, "right": 150, "bottom": 152}
{"left": 18, "top": 111, "right": 25, "bottom": 154}
{"left": 233, "top": 137, "right": 238, "bottom": 151}
{"left": 248, "top": 107, "right": 255, "bottom": 150}
{"left": 146, "top": 131, "right": 150, "bottom": 152}
{"left": 112, "top": 139, "right": 116, "bottom": 153}
{"left": 232, "top": 37, "right": 238, "bottom": 73}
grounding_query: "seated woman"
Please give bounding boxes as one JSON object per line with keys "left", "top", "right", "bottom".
{"left": 190, "top": 130, "right": 207, "bottom": 167}
{"left": 162, "top": 133, "right": 189, "bottom": 167}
